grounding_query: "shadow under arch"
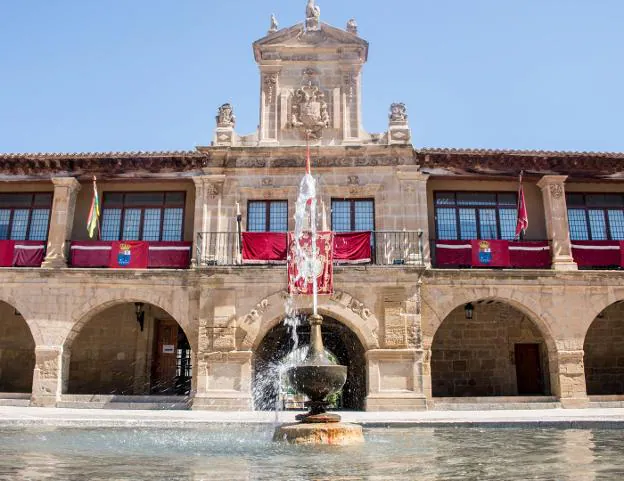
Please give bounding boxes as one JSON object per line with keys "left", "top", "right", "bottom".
{"left": 584, "top": 300, "right": 624, "bottom": 395}
{"left": 0, "top": 300, "right": 35, "bottom": 393}
{"left": 64, "top": 298, "right": 193, "bottom": 396}
{"left": 430, "top": 298, "right": 556, "bottom": 398}
{"left": 252, "top": 313, "right": 367, "bottom": 411}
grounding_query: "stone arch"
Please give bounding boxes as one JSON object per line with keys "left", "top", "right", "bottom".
{"left": 240, "top": 290, "right": 380, "bottom": 353}
{"left": 63, "top": 292, "right": 193, "bottom": 396}
{"left": 428, "top": 296, "right": 556, "bottom": 398}
{"left": 0, "top": 292, "right": 42, "bottom": 346}
{"left": 0, "top": 299, "right": 36, "bottom": 393}
{"left": 64, "top": 290, "right": 193, "bottom": 352}
{"left": 583, "top": 300, "right": 624, "bottom": 395}
{"left": 422, "top": 287, "right": 557, "bottom": 353}
{"left": 252, "top": 313, "right": 367, "bottom": 411}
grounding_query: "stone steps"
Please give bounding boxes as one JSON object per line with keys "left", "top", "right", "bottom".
{"left": 58, "top": 395, "right": 191, "bottom": 410}
{"left": 0, "top": 393, "right": 31, "bottom": 407}
{"left": 431, "top": 396, "right": 560, "bottom": 411}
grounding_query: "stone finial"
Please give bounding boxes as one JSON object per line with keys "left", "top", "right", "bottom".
{"left": 346, "top": 18, "right": 358, "bottom": 35}
{"left": 305, "top": 0, "right": 321, "bottom": 31}
{"left": 388, "top": 102, "right": 411, "bottom": 144}
{"left": 216, "top": 103, "right": 236, "bottom": 128}
{"left": 389, "top": 102, "right": 408, "bottom": 124}
{"left": 269, "top": 14, "right": 278, "bottom": 33}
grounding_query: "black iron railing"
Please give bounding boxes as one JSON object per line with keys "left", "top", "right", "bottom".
{"left": 196, "top": 231, "right": 425, "bottom": 267}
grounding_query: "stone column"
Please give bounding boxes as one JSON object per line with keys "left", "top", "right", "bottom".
{"left": 190, "top": 173, "right": 226, "bottom": 267}
{"left": 42, "top": 177, "right": 81, "bottom": 268}
{"left": 193, "top": 288, "right": 253, "bottom": 410}
{"left": 554, "top": 349, "right": 589, "bottom": 408}
{"left": 30, "top": 345, "right": 64, "bottom": 407}
{"left": 396, "top": 170, "right": 430, "bottom": 266}
{"left": 537, "top": 175, "right": 577, "bottom": 271}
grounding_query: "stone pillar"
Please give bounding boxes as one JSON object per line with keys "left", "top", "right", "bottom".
{"left": 192, "top": 288, "right": 253, "bottom": 410}
{"left": 396, "top": 170, "right": 429, "bottom": 266}
{"left": 537, "top": 175, "right": 577, "bottom": 271}
{"left": 190, "top": 173, "right": 226, "bottom": 267}
{"left": 554, "top": 349, "right": 589, "bottom": 408}
{"left": 42, "top": 177, "right": 81, "bottom": 268}
{"left": 30, "top": 345, "right": 64, "bottom": 407}
{"left": 365, "top": 349, "right": 427, "bottom": 411}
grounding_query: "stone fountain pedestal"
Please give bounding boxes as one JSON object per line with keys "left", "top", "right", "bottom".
{"left": 273, "top": 313, "right": 365, "bottom": 445}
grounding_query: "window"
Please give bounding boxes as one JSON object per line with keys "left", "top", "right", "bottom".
{"left": 434, "top": 192, "right": 518, "bottom": 240}
{"left": 331, "top": 199, "right": 375, "bottom": 232}
{"left": 100, "top": 192, "right": 185, "bottom": 241}
{"left": 0, "top": 193, "right": 52, "bottom": 241}
{"left": 247, "top": 200, "right": 288, "bottom": 232}
{"left": 567, "top": 193, "right": 624, "bottom": 241}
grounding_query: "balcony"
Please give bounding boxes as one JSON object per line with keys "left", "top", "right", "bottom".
{"left": 0, "top": 240, "right": 46, "bottom": 267}
{"left": 69, "top": 241, "right": 192, "bottom": 269}
{"left": 571, "top": 241, "right": 624, "bottom": 269}
{"left": 431, "top": 239, "right": 551, "bottom": 269}
{"left": 196, "top": 231, "right": 424, "bottom": 267}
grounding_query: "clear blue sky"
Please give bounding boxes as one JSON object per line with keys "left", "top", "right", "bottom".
{"left": 0, "top": 1, "right": 622, "bottom": 153}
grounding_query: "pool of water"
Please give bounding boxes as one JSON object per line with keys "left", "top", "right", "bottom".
{"left": 1, "top": 425, "right": 624, "bottom": 480}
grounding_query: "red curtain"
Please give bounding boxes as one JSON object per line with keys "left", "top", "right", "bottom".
{"left": 334, "top": 232, "right": 371, "bottom": 263}
{"left": 148, "top": 242, "right": 191, "bottom": 268}
{"left": 109, "top": 241, "right": 149, "bottom": 268}
{"left": 13, "top": 241, "right": 46, "bottom": 267}
{"left": 0, "top": 240, "right": 15, "bottom": 267}
{"left": 242, "top": 232, "right": 288, "bottom": 263}
{"left": 434, "top": 240, "right": 472, "bottom": 266}
{"left": 509, "top": 241, "right": 551, "bottom": 268}
{"left": 70, "top": 241, "right": 112, "bottom": 267}
{"left": 572, "top": 241, "right": 624, "bottom": 268}
{"left": 288, "top": 231, "right": 333, "bottom": 295}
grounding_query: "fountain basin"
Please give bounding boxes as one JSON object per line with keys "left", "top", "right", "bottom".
{"left": 286, "top": 364, "right": 347, "bottom": 403}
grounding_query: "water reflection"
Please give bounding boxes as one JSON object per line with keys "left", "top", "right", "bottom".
{"left": 1, "top": 426, "right": 624, "bottom": 480}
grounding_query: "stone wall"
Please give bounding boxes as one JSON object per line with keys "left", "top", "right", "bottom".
{"left": 584, "top": 302, "right": 624, "bottom": 395}
{"left": 0, "top": 302, "right": 35, "bottom": 392}
{"left": 431, "top": 302, "right": 550, "bottom": 397}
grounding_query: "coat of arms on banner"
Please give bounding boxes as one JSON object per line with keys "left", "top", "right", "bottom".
{"left": 117, "top": 242, "right": 132, "bottom": 266}
{"left": 288, "top": 231, "right": 333, "bottom": 295}
{"left": 478, "top": 240, "right": 492, "bottom": 265}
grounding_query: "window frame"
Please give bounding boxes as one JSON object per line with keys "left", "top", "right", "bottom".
{"left": 246, "top": 200, "right": 289, "bottom": 232}
{"left": 330, "top": 198, "right": 376, "bottom": 232}
{"left": 433, "top": 191, "right": 518, "bottom": 241}
{"left": 0, "top": 192, "right": 53, "bottom": 241}
{"left": 566, "top": 193, "right": 624, "bottom": 241}
{"left": 100, "top": 191, "right": 186, "bottom": 241}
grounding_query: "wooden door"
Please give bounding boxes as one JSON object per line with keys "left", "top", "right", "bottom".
{"left": 151, "top": 319, "right": 179, "bottom": 393}
{"left": 515, "top": 343, "right": 543, "bottom": 395}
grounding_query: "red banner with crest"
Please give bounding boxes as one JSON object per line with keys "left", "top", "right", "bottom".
{"left": 288, "top": 231, "right": 333, "bottom": 295}
{"left": 109, "top": 241, "right": 149, "bottom": 268}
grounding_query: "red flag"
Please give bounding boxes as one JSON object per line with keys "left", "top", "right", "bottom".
{"left": 515, "top": 173, "right": 528, "bottom": 239}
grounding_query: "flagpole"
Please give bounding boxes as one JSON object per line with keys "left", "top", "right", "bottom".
{"left": 94, "top": 176, "right": 101, "bottom": 240}
{"left": 516, "top": 170, "right": 524, "bottom": 241}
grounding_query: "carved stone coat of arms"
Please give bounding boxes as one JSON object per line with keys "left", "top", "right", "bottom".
{"left": 291, "top": 83, "right": 329, "bottom": 139}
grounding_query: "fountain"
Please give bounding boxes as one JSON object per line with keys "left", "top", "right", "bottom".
{"left": 272, "top": 137, "right": 364, "bottom": 445}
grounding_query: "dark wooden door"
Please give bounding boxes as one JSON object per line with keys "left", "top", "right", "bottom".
{"left": 515, "top": 343, "right": 543, "bottom": 395}
{"left": 151, "top": 319, "right": 179, "bottom": 393}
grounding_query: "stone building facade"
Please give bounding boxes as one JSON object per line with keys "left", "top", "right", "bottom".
{"left": 1, "top": 1, "right": 624, "bottom": 411}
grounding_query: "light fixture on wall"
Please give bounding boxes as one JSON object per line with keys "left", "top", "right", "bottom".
{"left": 135, "top": 302, "right": 145, "bottom": 332}
{"left": 464, "top": 303, "right": 474, "bottom": 320}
